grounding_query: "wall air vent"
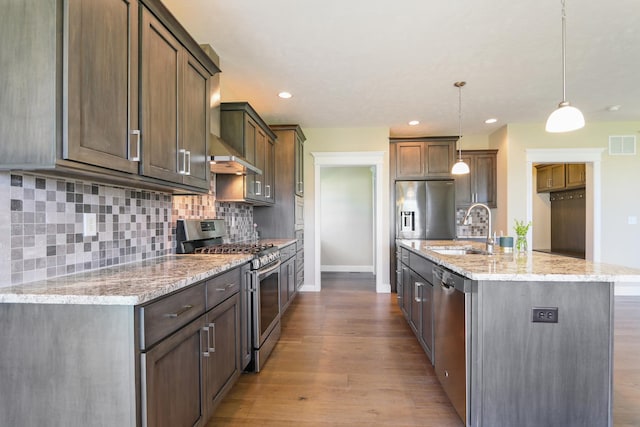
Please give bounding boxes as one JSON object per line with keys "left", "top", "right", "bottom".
{"left": 608, "top": 135, "right": 636, "bottom": 155}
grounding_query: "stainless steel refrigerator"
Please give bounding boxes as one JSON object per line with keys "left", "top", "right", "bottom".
{"left": 396, "top": 180, "right": 456, "bottom": 240}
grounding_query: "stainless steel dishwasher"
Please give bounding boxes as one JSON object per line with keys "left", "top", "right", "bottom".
{"left": 433, "top": 265, "right": 469, "bottom": 425}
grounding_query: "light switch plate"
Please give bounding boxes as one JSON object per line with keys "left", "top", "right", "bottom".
{"left": 83, "top": 213, "right": 97, "bottom": 237}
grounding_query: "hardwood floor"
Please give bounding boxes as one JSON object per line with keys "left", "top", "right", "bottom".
{"left": 208, "top": 274, "right": 640, "bottom": 426}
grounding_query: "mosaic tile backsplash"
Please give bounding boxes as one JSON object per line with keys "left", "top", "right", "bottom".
{"left": 456, "top": 207, "right": 490, "bottom": 237}
{"left": 172, "top": 175, "right": 256, "bottom": 243}
{"left": 3, "top": 172, "right": 173, "bottom": 286}
{"left": 1, "top": 172, "right": 258, "bottom": 287}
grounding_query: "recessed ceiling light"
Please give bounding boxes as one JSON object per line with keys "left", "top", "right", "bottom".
{"left": 607, "top": 105, "right": 621, "bottom": 112}
{"left": 485, "top": 118, "right": 498, "bottom": 124}
{"left": 408, "top": 120, "right": 420, "bottom": 126}
{"left": 278, "top": 91, "right": 292, "bottom": 99}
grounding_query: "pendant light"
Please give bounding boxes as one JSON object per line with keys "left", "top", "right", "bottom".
{"left": 451, "top": 81, "right": 470, "bottom": 175}
{"left": 545, "top": 0, "right": 584, "bottom": 133}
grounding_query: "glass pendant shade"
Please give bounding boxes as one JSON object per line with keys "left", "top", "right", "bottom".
{"left": 545, "top": 101, "right": 585, "bottom": 132}
{"left": 451, "top": 159, "right": 470, "bottom": 175}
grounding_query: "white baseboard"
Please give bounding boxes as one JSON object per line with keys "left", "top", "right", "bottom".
{"left": 298, "top": 283, "right": 318, "bottom": 292}
{"left": 615, "top": 282, "right": 640, "bottom": 296}
{"left": 320, "top": 265, "right": 374, "bottom": 273}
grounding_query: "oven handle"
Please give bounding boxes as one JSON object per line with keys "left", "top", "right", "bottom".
{"left": 256, "top": 260, "right": 281, "bottom": 281}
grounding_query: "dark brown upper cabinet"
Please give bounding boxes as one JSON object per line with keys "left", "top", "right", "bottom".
{"left": 390, "top": 138, "right": 456, "bottom": 179}
{"left": 0, "top": 0, "right": 219, "bottom": 193}
{"left": 454, "top": 150, "right": 498, "bottom": 208}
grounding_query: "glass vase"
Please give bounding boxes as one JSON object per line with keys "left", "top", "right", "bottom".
{"left": 515, "top": 235, "right": 527, "bottom": 253}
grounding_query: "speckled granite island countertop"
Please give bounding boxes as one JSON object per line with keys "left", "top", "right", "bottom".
{"left": 259, "top": 238, "right": 297, "bottom": 248}
{"left": 397, "top": 239, "right": 640, "bottom": 282}
{"left": 0, "top": 254, "right": 252, "bottom": 305}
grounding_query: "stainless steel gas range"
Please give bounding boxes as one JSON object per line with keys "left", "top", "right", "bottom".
{"left": 176, "top": 218, "right": 281, "bottom": 372}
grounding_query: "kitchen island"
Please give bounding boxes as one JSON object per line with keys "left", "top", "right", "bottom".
{"left": 396, "top": 239, "right": 640, "bottom": 427}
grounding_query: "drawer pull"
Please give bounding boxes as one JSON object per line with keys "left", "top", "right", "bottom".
{"left": 164, "top": 304, "right": 194, "bottom": 318}
{"left": 216, "top": 283, "right": 236, "bottom": 292}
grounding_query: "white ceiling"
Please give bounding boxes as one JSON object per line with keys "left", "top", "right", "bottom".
{"left": 162, "top": 0, "right": 640, "bottom": 137}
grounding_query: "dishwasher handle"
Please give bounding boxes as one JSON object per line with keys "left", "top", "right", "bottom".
{"left": 433, "top": 266, "right": 462, "bottom": 292}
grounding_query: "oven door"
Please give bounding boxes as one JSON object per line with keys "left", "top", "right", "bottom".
{"left": 253, "top": 261, "right": 281, "bottom": 348}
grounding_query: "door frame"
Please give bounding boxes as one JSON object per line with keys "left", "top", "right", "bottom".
{"left": 310, "top": 151, "right": 388, "bottom": 293}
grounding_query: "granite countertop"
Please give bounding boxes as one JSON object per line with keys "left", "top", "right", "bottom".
{"left": 259, "top": 238, "right": 297, "bottom": 248}
{"left": 398, "top": 239, "right": 640, "bottom": 282}
{"left": 0, "top": 254, "right": 252, "bottom": 306}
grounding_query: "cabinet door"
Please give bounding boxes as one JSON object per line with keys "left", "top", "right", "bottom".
{"left": 244, "top": 116, "right": 258, "bottom": 199}
{"left": 263, "top": 137, "right": 275, "bottom": 204}
{"left": 181, "top": 53, "right": 210, "bottom": 190}
{"left": 395, "top": 142, "right": 425, "bottom": 178}
{"left": 287, "top": 257, "right": 296, "bottom": 302}
{"left": 536, "top": 164, "right": 566, "bottom": 192}
{"left": 279, "top": 259, "right": 290, "bottom": 312}
{"left": 410, "top": 271, "right": 423, "bottom": 335}
{"left": 420, "top": 281, "right": 434, "bottom": 361}
{"left": 142, "top": 314, "right": 206, "bottom": 427}
{"left": 253, "top": 127, "right": 267, "bottom": 202}
{"left": 66, "top": 0, "right": 139, "bottom": 174}
{"left": 536, "top": 166, "right": 551, "bottom": 192}
{"left": 140, "top": 8, "right": 182, "bottom": 183}
{"left": 205, "top": 294, "right": 240, "bottom": 415}
{"left": 565, "top": 163, "right": 586, "bottom": 188}
{"left": 474, "top": 153, "right": 497, "bottom": 207}
{"left": 454, "top": 153, "right": 474, "bottom": 206}
{"left": 294, "top": 133, "right": 304, "bottom": 196}
{"left": 401, "top": 265, "right": 411, "bottom": 319}
{"left": 240, "top": 264, "right": 252, "bottom": 370}
{"left": 425, "top": 142, "right": 455, "bottom": 176}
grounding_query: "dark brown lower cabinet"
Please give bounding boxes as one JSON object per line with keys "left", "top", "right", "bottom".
{"left": 141, "top": 314, "right": 207, "bottom": 427}
{"left": 204, "top": 294, "right": 241, "bottom": 416}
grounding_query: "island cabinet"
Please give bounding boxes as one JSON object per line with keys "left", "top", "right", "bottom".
{"left": 390, "top": 137, "right": 456, "bottom": 179}
{"left": 0, "top": 0, "right": 219, "bottom": 193}
{"left": 0, "top": 264, "right": 246, "bottom": 427}
{"left": 454, "top": 150, "right": 497, "bottom": 208}
{"left": 216, "top": 102, "right": 277, "bottom": 205}
{"left": 254, "top": 125, "right": 307, "bottom": 291}
{"left": 397, "top": 243, "right": 616, "bottom": 427}
{"left": 398, "top": 247, "right": 434, "bottom": 362}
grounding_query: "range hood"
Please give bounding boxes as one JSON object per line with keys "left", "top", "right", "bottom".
{"left": 209, "top": 134, "right": 262, "bottom": 175}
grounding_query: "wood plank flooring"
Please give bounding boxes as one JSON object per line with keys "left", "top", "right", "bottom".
{"left": 208, "top": 273, "right": 640, "bottom": 426}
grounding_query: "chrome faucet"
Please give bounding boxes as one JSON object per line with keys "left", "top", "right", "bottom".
{"left": 462, "top": 203, "right": 494, "bottom": 254}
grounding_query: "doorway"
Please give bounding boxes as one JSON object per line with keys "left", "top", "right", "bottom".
{"left": 311, "top": 151, "right": 388, "bottom": 293}
{"left": 525, "top": 148, "right": 604, "bottom": 262}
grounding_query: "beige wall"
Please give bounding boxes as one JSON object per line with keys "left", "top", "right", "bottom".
{"left": 302, "top": 127, "right": 390, "bottom": 289}
{"left": 501, "top": 121, "right": 640, "bottom": 269}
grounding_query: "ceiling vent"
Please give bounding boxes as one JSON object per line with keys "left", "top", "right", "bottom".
{"left": 608, "top": 135, "right": 636, "bottom": 155}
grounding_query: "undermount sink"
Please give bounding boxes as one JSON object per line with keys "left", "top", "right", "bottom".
{"left": 430, "top": 248, "right": 488, "bottom": 256}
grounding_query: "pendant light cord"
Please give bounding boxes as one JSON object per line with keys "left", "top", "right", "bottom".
{"left": 455, "top": 81, "right": 466, "bottom": 161}
{"left": 561, "top": 0, "right": 567, "bottom": 103}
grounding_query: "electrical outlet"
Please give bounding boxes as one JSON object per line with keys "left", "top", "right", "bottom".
{"left": 83, "top": 213, "right": 97, "bottom": 237}
{"left": 532, "top": 307, "right": 558, "bottom": 323}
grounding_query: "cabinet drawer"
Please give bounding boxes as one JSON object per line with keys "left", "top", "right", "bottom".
{"left": 139, "top": 283, "right": 206, "bottom": 350}
{"left": 280, "top": 244, "right": 296, "bottom": 261}
{"left": 409, "top": 252, "right": 434, "bottom": 282}
{"left": 206, "top": 267, "right": 241, "bottom": 310}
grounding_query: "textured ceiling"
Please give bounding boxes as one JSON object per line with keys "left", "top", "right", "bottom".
{"left": 162, "top": 0, "right": 640, "bottom": 137}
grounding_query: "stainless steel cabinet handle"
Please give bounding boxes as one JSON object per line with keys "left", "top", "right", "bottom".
{"left": 202, "top": 326, "right": 211, "bottom": 357}
{"left": 129, "top": 130, "right": 141, "bottom": 161}
{"left": 164, "top": 304, "right": 194, "bottom": 318}
{"left": 414, "top": 282, "right": 424, "bottom": 302}
{"left": 255, "top": 180, "right": 262, "bottom": 196}
{"left": 265, "top": 184, "right": 271, "bottom": 198}
{"left": 184, "top": 150, "right": 191, "bottom": 175}
{"left": 178, "top": 149, "right": 186, "bottom": 174}
{"left": 216, "top": 283, "right": 236, "bottom": 292}
{"left": 208, "top": 322, "right": 216, "bottom": 353}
